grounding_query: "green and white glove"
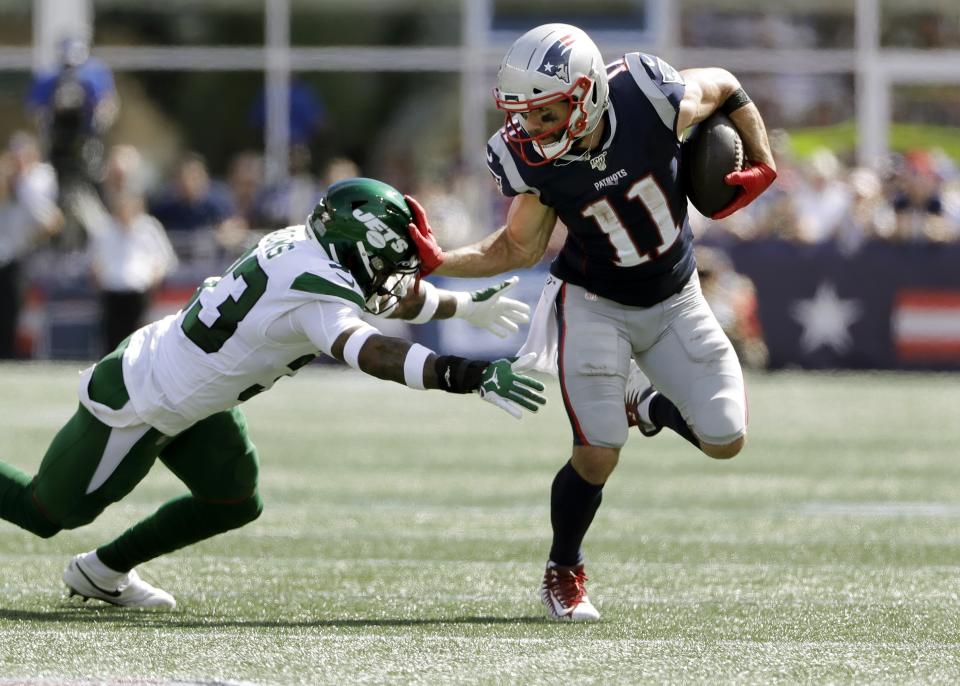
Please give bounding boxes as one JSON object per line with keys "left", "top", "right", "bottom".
{"left": 455, "top": 276, "right": 530, "bottom": 338}
{"left": 478, "top": 352, "right": 546, "bottom": 419}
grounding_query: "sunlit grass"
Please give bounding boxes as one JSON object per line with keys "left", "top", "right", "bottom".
{"left": 0, "top": 363, "right": 958, "bottom": 684}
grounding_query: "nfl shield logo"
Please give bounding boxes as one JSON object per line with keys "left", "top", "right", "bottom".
{"left": 589, "top": 152, "right": 608, "bottom": 172}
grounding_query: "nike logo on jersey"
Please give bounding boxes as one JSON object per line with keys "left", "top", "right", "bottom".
{"left": 335, "top": 273, "right": 356, "bottom": 288}
{"left": 594, "top": 169, "right": 628, "bottom": 191}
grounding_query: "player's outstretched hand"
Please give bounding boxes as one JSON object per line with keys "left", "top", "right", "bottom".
{"left": 711, "top": 161, "right": 777, "bottom": 219}
{"left": 458, "top": 277, "right": 530, "bottom": 338}
{"left": 404, "top": 194, "right": 444, "bottom": 276}
{"left": 478, "top": 352, "right": 546, "bottom": 419}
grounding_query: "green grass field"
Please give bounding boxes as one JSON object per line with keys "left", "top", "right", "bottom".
{"left": 0, "top": 362, "right": 958, "bottom": 685}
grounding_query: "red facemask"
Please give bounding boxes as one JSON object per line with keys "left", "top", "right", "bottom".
{"left": 494, "top": 76, "right": 594, "bottom": 166}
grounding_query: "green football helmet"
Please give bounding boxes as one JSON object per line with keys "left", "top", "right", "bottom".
{"left": 306, "top": 177, "right": 420, "bottom": 313}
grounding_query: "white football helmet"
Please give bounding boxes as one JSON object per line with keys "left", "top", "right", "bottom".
{"left": 494, "top": 24, "right": 609, "bottom": 166}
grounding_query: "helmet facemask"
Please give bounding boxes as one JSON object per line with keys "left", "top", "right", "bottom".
{"left": 497, "top": 76, "right": 596, "bottom": 166}
{"left": 362, "top": 254, "right": 420, "bottom": 316}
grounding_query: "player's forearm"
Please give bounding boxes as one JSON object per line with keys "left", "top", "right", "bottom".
{"left": 729, "top": 104, "right": 776, "bottom": 171}
{"left": 353, "top": 335, "right": 417, "bottom": 385}
{"left": 434, "top": 226, "right": 538, "bottom": 277}
{"left": 331, "top": 330, "right": 423, "bottom": 385}
{"left": 347, "top": 334, "right": 478, "bottom": 392}
{"left": 388, "top": 287, "right": 457, "bottom": 320}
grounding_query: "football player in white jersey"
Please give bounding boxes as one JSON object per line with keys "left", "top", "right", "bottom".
{"left": 0, "top": 177, "right": 544, "bottom": 609}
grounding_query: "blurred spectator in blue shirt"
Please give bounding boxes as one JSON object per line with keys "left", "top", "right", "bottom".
{"left": 27, "top": 36, "right": 118, "bottom": 183}
{"left": 149, "top": 152, "right": 236, "bottom": 260}
{"left": 27, "top": 35, "right": 118, "bottom": 251}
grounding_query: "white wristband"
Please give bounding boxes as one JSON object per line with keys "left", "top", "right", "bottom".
{"left": 408, "top": 281, "right": 440, "bottom": 324}
{"left": 343, "top": 327, "right": 377, "bottom": 369}
{"left": 451, "top": 290, "right": 472, "bottom": 318}
{"left": 403, "top": 343, "right": 433, "bottom": 390}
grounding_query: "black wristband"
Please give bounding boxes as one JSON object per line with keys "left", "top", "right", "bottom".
{"left": 434, "top": 355, "right": 489, "bottom": 394}
{"left": 720, "top": 87, "right": 752, "bottom": 116}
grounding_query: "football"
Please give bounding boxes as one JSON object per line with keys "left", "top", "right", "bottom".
{"left": 682, "top": 112, "right": 744, "bottom": 217}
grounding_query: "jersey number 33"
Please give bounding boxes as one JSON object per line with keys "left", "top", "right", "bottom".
{"left": 180, "top": 251, "right": 268, "bottom": 354}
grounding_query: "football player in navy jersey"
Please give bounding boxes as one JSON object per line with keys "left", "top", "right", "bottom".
{"left": 407, "top": 23, "right": 777, "bottom": 621}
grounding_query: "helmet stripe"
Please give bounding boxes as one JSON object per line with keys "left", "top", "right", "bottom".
{"left": 355, "top": 241, "right": 375, "bottom": 278}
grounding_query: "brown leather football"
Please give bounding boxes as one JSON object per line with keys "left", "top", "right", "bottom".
{"left": 682, "top": 112, "right": 744, "bottom": 217}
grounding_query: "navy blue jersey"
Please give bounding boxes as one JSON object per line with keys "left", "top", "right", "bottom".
{"left": 486, "top": 52, "right": 695, "bottom": 307}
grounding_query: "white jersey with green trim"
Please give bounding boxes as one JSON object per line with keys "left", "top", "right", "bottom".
{"left": 79, "top": 225, "right": 369, "bottom": 435}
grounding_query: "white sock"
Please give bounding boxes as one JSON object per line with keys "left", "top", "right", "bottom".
{"left": 83, "top": 550, "right": 123, "bottom": 579}
{"left": 638, "top": 391, "right": 658, "bottom": 426}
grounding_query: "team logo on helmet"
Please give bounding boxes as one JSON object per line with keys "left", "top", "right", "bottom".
{"left": 351, "top": 208, "right": 409, "bottom": 255}
{"left": 535, "top": 34, "right": 577, "bottom": 84}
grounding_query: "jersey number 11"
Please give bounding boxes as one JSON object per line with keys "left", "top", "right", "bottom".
{"left": 581, "top": 176, "right": 681, "bottom": 267}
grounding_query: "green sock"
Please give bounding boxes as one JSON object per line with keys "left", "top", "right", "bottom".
{"left": 97, "top": 493, "right": 262, "bottom": 572}
{"left": 0, "top": 462, "right": 59, "bottom": 537}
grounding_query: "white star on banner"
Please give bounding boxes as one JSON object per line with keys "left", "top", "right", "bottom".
{"left": 790, "top": 282, "right": 862, "bottom": 354}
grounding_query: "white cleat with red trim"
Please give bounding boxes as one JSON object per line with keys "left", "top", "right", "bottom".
{"left": 539, "top": 560, "right": 601, "bottom": 621}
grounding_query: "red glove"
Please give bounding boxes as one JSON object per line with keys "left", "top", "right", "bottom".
{"left": 404, "top": 194, "right": 444, "bottom": 277}
{"left": 711, "top": 161, "right": 777, "bottom": 220}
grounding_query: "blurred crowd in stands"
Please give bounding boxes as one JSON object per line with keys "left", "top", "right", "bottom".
{"left": 3, "top": 34, "right": 960, "bottom": 366}
{"left": 689, "top": 131, "right": 960, "bottom": 253}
